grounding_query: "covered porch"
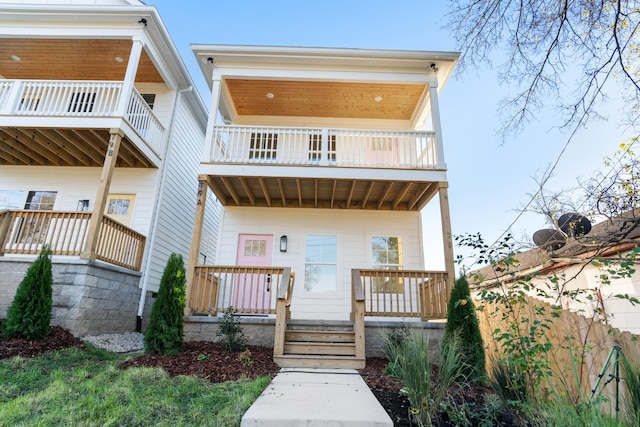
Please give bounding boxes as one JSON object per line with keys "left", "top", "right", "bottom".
{"left": 185, "top": 265, "right": 449, "bottom": 368}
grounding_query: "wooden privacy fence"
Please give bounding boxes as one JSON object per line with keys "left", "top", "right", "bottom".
{"left": 189, "top": 266, "right": 291, "bottom": 315}
{"left": 0, "top": 210, "right": 145, "bottom": 271}
{"left": 353, "top": 269, "right": 449, "bottom": 319}
{"left": 478, "top": 294, "right": 640, "bottom": 412}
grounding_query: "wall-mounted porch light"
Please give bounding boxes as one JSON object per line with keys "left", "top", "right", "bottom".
{"left": 280, "top": 235, "right": 288, "bottom": 252}
{"left": 77, "top": 199, "right": 89, "bottom": 211}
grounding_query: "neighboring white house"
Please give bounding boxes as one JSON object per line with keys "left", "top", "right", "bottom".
{"left": 183, "top": 45, "right": 459, "bottom": 367}
{"left": 470, "top": 213, "right": 640, "bottom": 335}
{"left": 0, "top": 0, "right": 219, "bottom": 335}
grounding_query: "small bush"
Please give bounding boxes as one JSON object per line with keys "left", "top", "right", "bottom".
{"left": 216, "top": 306, "right": 247, "bottom": 352}
{"left": 2, "top": 246, "right": 53, "bottom": 339}
{"left": 144, "top": 253, "right": 186, "bottom": 355}
{"left": 442, "top": 275, "right": 486, "bottom": 384}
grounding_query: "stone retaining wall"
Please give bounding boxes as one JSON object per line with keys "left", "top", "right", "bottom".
{"left": 0, "top": 256, "right": 149, "bottom": 336}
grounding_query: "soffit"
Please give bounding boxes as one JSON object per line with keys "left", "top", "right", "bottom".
{"left": 224, "top": 79, "right": 426, "bottom": 120}
{"left": 0, "top": 38, "right": 163, "bottom": 82}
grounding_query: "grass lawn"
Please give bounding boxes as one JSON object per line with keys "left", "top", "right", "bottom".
{"left": 0, "top": 345, "right": 270, "bottom": 427}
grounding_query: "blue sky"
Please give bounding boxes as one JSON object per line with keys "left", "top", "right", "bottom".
{"left": 146, "top": 0, "right": 632, "bottom": 270}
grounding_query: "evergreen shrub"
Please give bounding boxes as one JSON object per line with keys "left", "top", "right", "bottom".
{"left": 144, "top": 253, "right": 186, "bottom": 355}
{"left": 2, "top": 245, "right": 53, "bottom": 339}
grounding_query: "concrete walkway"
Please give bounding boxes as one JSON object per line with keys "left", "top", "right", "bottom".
{"left": 241, "top": 368, "right": 393, "bottom": 427}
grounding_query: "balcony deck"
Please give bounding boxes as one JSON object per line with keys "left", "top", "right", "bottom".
{"left": 200, "top": 125, "right": 447, "bottom": 211}
{"left": 0, "top": 79, "right": 165, "bottom": 168}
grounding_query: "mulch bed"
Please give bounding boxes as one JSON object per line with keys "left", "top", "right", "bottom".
{"left": 0, "top": 325, "right": 83, "bottom": 359}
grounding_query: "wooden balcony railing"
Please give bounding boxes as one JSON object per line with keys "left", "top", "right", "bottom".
{"left": 209, "top": 125, "right": 441, "bottom": 169}
{"left": 0, "top": 79, "right": 165, "bottom": 157}
{"left": 0, "top": 210, "right": 145, "bottom": 271}
{"left": 353, "top": 269, "right": 449, "bottom": 320}
{"left": 189, "top": 266, "right": 292, "bottom": 315}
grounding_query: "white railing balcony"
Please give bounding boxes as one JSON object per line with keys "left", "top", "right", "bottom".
{"left": 209, "top": 125, "right": 442, "bottom": 170}
{"left": 0, "top": 79, "right": 165, "bottom": 157}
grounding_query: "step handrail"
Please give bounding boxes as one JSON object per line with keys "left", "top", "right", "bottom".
{"left": 351, "top": 269, "right": 366, "bottom": 360}
{"left": 273, "top": 268, "right": 295, "bottom": 358}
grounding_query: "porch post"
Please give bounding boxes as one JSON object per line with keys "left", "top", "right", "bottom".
{"left": 438, "top": 182, "right": 456, "bottom": 302}
{"left": 116, "top": 38, "right": 143, "bottom": 115}
{"left": 202, "top": 68, "right": 222, "bottom": 163}
{"left": 429, "top": 84, "right": 447, "bottom": 170}
{"left": 81, "top": 129, "right": 124, "bottom": 260}
{"left": 184, "top": 178, "right": 208, "bottom": 316}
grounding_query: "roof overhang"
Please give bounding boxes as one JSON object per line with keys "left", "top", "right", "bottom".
{"left": 192, "top": 45, "right": 459, "bottom": 129}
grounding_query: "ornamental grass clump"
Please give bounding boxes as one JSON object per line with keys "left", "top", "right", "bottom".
{"left": 385, "top": 329, "right": 467, "bottom": 427}
{"left": 2, "top": 245, "right": 53, "bottom": 339}
{"left": 144, "top": 253, "right": 186, "bottom": 355}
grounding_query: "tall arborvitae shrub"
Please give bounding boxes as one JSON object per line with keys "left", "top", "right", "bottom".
{"left": 442, "top": 275, "right": 486, "bottom": 383}
{"left": 2, "top": 245, "right": 53, "bottom": 339}
{"left": 144, "top": 253, "right": 186, "bottom": 355}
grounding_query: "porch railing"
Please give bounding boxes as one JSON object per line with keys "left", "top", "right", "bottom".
{"left": 0, "top": 210, "right": 145, "bottom": 271}
{"left": 3, "top": 80, "right": 123, "bottom": 116}
{"left": 209, "top": 125, "right": 440, "bottom": 169}
{"left": 125, "top": 88, "right": 165, "bottom": 156}
{"left": 189, "top": 266, "right": 292, "bottom": 315}
{"left": 353, "top": 269, "right": 449, "bottom": 320}
{"left": 273, "top": 269, "right": 295, "bottom": 358}
{"left": 96, "top": 216, "right": 146, "bottom": 271}
{"left": 0, "top": 79, "right": 164, "bottom": 157}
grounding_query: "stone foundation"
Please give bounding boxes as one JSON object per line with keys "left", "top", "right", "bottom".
{"left": 183, "top": 315, "right": 445, "bottom": 357}
{"left": 0, "top": 256, "right": 148, "bottom": 337}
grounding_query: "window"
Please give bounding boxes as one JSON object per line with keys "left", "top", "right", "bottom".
{"left": 107, "top": 198, "right": 130, "bottom": 216}
{"left": 24, "top": 191, "right": 57, "bottom": 210}
{"left": 17, "top": 191, "right": 57, "bottom": 245}
{"left": 68, "top": 92, "right": 96, "bottom": 113}
{"left": 367, "top": 137, "right": 398, "bottom": 165}
{"left": 249, "top": 133, "right": 278, "bottom": 160}
{"left": 141, "top": 94, "right": 156, "bottom": 109}
{"left": 308, "top": 134, "right": 336, "bottom": 162}
{"left": 104, "top": 194, "right": 135, "bottom": 227}
{"left": 371, "top": 236, "right": 403, "bottom": 293}
{"left": 244, "top": 239, "right": 267, "bottom": 257}
{"left": 370, "top": 137, "right": 395, "bottom": 151}
{"left": 304, "top": 235, "right": 337, "bottom": 293}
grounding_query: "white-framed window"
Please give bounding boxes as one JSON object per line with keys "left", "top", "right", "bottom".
{"left": 24, "top": 191, "right": 57, "bottom": 210}
{"left": 304, "top": 235, "right": 337, "bottom": 293}
{"left": 371, "top": 236, "right": 403, "bottom": 293}
{"left": 308, "top": 134, "right": 336, "bottom": 162}
{"left": 249, "top": 133, "right": 278, "bottom": 160}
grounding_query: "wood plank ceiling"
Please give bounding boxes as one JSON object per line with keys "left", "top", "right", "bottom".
{"left": 0, "top": 127, "right": 154, "bottom": 167}
{"left": 205, "top": 176, "right": 439, "bottom": 211}
{"left": 0, "top": 39, "right": 163, "bottom": 82}
{"left": 225, "top": 79, "right": 426, "bottom": 120}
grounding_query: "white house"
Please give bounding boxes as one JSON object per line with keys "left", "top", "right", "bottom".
{"left": 0, "top": 0, "right": 219, "bottom": 336}
{"left": 184, "top": 45, "right": 459, "bottom": 367}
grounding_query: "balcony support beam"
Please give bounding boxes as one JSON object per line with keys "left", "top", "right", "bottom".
{"left": 438, "top": 183, "right": 455, "bottom": 298}
{"left": 81, "top": 128, "right": 123, "bottom": 260}
{"left": 429, "top": 85, "right": 446, "bottom": 170}
{"left": 185, "top": 179, "right": 209, "bottom": 316}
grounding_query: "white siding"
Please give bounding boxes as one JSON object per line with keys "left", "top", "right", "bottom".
{"left": 0, "top": 165, "right": 159, "bottom": 234}
{"left": 142, "top": 95, "right": 220, "bottom": 292}
{"left": 217, "top": 207, "right": 423, "bottom": 320}
{"left": 134, "top": 83, "right": 173, "bottom": 129}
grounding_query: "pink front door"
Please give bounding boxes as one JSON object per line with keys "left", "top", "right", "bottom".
{"left": 234, "top": 234, "right": 273, "bottom": 312}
